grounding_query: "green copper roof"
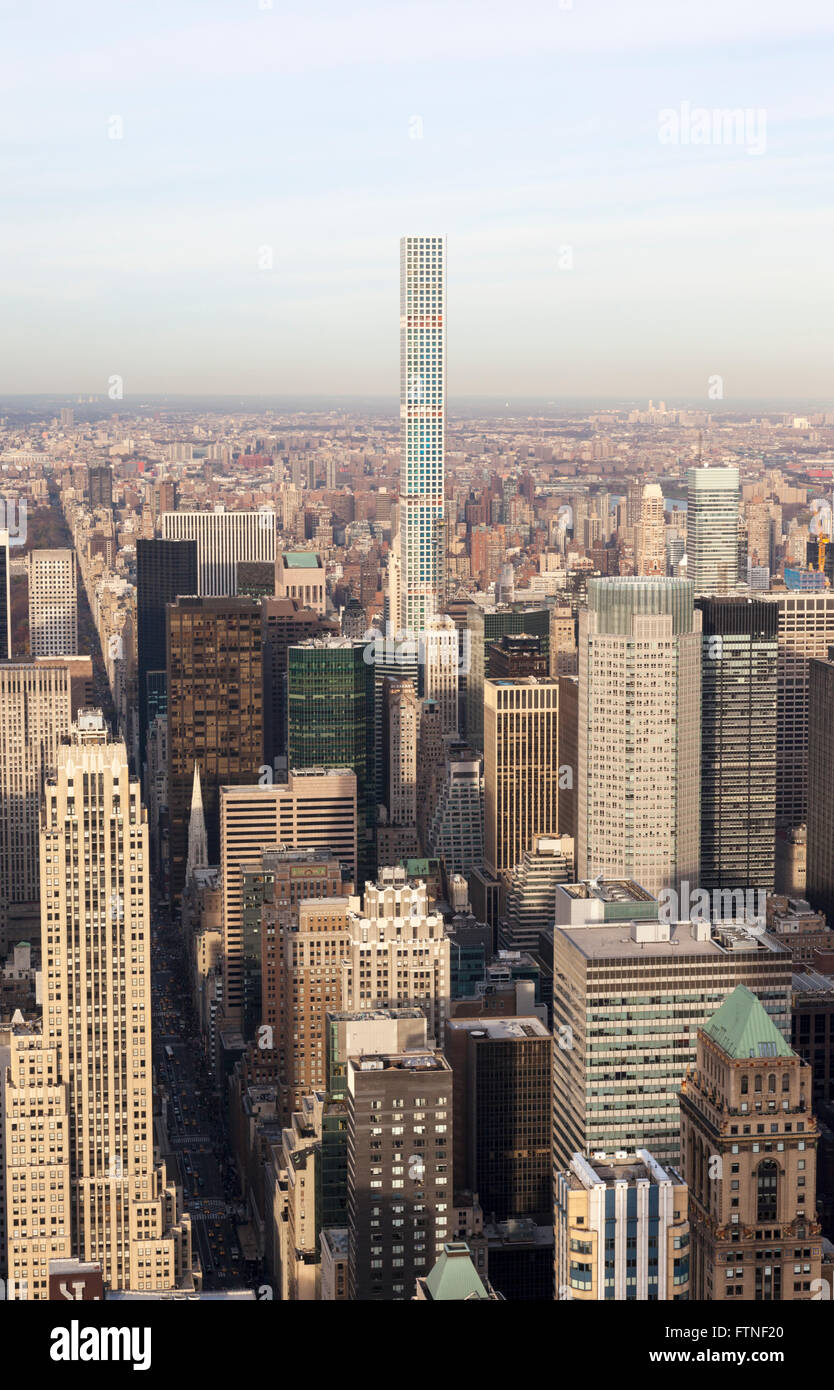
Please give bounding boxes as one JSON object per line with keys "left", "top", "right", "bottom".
{"left": 702, "top": 985, "right": 793, "bottom": 1060}
{"left": 423, "top": 1244, "right": 491, "bottom": 1301}
{"left": 282, "top": 552, "right": 320, "bottom": 568}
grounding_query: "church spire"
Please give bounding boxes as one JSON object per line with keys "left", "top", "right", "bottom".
{"left": 185, "top": 762, "right": 208, "bottom": 884}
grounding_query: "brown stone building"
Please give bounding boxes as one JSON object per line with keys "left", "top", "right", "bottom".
{"left": 680, "top": 985, "right": 821, "bottom": 1300}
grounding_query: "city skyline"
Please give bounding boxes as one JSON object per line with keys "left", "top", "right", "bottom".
{"left": 2, "top": 0, "right": 832, "bottom": 1330}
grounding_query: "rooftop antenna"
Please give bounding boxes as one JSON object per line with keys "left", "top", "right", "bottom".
{"left": 697, "top": 429, "right": 703, "bottom": 464}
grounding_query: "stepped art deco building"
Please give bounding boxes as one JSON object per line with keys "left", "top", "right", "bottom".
{"left": 4, "top": 713, "right": 193, "bottom": 1297}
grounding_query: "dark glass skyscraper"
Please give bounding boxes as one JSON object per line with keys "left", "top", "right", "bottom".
{"left": 807, "top": 648, "right": 834, "bottom": 923}
{"left": 166, "top": 596, "right": 263, "bottom": 899}
{"left": 136, "top": 537, "right": 198, "bottom": 771}
{"left": 261, "top": 597, "right": 330, "bottom": 777}
{"left": 287, "top": 637, "right": 376, "bottom": 882}
{"left": 697, "top": 596, "right": 778, "bottom": 896}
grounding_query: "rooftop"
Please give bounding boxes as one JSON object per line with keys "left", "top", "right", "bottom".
{"left": 445, "top": 1016, "right": 550, "bottom": 1042}
{"left": 567, "top": 1148, "right": 685, "bottom": 1190}
{"left": 349, "top": 1051, "right": 448, "bottom": 1074}
{"left": 281, "top": 551, "right": 322, "bottom": 569}
{"left": 558, "top": 920, "right": 787, "bottom": 962}
{"left": 702, "top": 984, "right": 794, "bottom": 1060}
{"left": 421, "top": 1243, "right": 493, "bottom": 1301}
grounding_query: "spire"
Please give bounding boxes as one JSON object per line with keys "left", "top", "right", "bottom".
{"left": 185, "top": 762, "right": 208, "bottom": 885}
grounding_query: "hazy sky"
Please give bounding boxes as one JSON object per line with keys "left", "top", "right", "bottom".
{"left": 2, "top": 0, "right": 833, "bottom": 400}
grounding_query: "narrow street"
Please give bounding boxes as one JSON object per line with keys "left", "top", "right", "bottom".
{"left": 150, "top": 908, "right": 258, "bottom": 1291}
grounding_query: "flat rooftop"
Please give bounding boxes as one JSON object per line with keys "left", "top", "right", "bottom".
{"left": 567, "top": 1150, "right": 684, "bottom": 1190}
{"left": 349, "top": 1051, "right": 448, "bottom": 1073}
{"left": 445, "top": 1016, "right": 550, "bottom": 1042}
{"left": 280, "top": 551, "right": 322, "bottom": 569}
{"left": 557, "top": 921, "right": 787, "bottom": 961}
{"left": 561, "top": 879, "right": 655, "bottom": 905}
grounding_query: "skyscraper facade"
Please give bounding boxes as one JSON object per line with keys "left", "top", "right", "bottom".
{"left": 219, "top": 770, "right": 358, "bottom": 1025}
{"left": 136, "top": 537, "right": 198, "bottom": 771}
{"left": 162, "top": 508, "right": 276, "bottom": 596}
{"left": 261, "top": 597, "right": 330, "bottom": 776}
{"left": 770, "top": 592, "right": 834, "bottom": 830}
{"left": 399, "top": 235, "right": 446, "bottom": 636}
{"left": 483, "top": 676, "right": 560, "bottom": 877}
{"left": 422, "top": 612, "right": 458, "bottom": 736}
{"left": 166, "top": 596, "right": 264, "bottom": 898}
{"left": 287, "top": 637, "right": 375, "bottom": 882}
{"left": 697, "top": 596, "right": 778, "bottom": 897}
{"left": 806, "top": 650, "right": 834, "bottom": 923}
{"left": 445, "top": 1016, "right": 552, "bottom": 1225}
{"left": 577, "top": 577, "right": 701, "bottom": 898}
{"left": 464, "top": 605, "right": 550, "bottom": 752}
{"left": 551, "top": 881, "right": 793, "bottom": 1170}
{"left": 686, "top": 465, "right": 740, "bottom": 594}
{"left": 346, "top": 1048, "right": 453, "bottom": 1301}
{"left": 28, "top": 549, "right": 78, "bottom": 656}
{"left": 0, "top": 661, "right": 74, "bottom": 911}
{"left": 680, "top": 986, "right": 821, "bottom": 1300}
{"left": 6, "top": 713, "right": 193, "bottom": 1296}
{"left": 637, "top": 483, "right": 666, "bottom": 577}
{"left": 555, "top": 1151, "right": 690, "bottom": 1301}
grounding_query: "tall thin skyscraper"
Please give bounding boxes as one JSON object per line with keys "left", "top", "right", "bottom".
{"left": 6, "top": 712, "right": 193, "bottom": 1296}
{"left": 136, "top": 537, "right": 198, "bottom": 771}
{"left": 28, "top": 549, "right": 78, "bottom": 656}
{"left": 399, "top": 235, "right": 446, "bottom": 636}
{"left": 578, "top": 577, "right": 701, "bottom": 898}
{"left": 0, "top": 529, "right": 11, "bottom": 659}
{"left": 686, "top": 465, "right": 740, "bottom": 594}
{"left": 696, "top": 597, "right": 777, "bottom": 897}
{"left": 806, "top": 649, "right": 834, "bottom": 922}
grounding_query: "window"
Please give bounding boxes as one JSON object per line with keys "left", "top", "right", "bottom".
{"left": 757, "top": 1160, "right": 778, "bottom": 1223}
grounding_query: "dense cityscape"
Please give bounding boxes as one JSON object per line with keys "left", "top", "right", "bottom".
{"left": 3, "top": 0, "right": 833, "bottom": 1370}
{"left": 2, "top": 235, "right": 834, "bottom": 1328}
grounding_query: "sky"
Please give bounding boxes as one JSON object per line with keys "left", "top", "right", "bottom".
{"left": 1, "top": 0, "right": 833, "bottom": 401}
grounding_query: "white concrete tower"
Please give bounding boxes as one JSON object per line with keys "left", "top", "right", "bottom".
{"left": 399, "top": 235, "right": 446, "bottom": 636}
